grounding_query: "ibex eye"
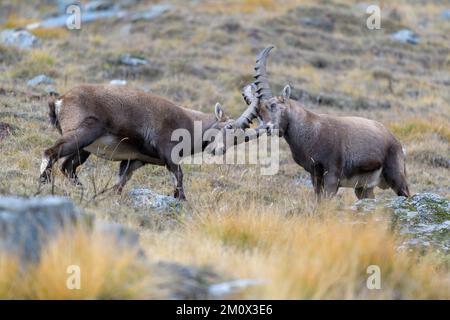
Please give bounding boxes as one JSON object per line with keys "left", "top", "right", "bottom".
{"left": 225, "top": 124, "right": 232, "bottom": 129}
{"left": 269, "top": 103, "right": 277, "bottom": 110}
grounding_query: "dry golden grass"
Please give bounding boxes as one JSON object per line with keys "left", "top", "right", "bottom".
{"left": 389, "top": 118, "right": 450, "bottom": 143}
{"left": 30, "top": 28, "right": 68, "bottom": 40}
{"left": 0, "top": 227, "right": 155, "bottom": 299}
{"left": 142, "top": 204, "right": 449, "bottom": 299}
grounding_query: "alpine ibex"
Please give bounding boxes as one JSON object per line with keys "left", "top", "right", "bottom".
{"left": 41, "top": 84, "right": 240, "bottom": 200}
{"left": 233, "top": 46, "right": 410, "bottom": 200}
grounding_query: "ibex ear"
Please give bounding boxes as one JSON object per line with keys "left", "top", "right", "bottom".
{"left": 281, "top": 85, "right": 291, "bottom": 102}
{"left": 214, "top": 103, "right": 225, "bottom": 121}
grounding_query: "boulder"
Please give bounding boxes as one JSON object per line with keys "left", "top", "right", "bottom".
{"left": 0, "top": 196, "right": 84, "bottom": 263}
{"left": 0, "top": 196, "right": 143, "bottom": 265}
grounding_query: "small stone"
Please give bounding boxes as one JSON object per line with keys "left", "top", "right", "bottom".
{"left": 390, "top": 29, "right": 419, "bottom": 45}
{"left": 0, "top": 29, "right": 40, "bottom": 49}
{"left": 118, "top": 54, "right": 148, "bottom": 66}
{"left": 27, "top": 74, "right": 55, "bottom": 87}
{"left": 208, "top": 279, "right": 265, "bottom": 298}
{"left": 128, "top": 188, "right": 179, "bottom": 211}
{"left": 109, "top": 79, "right": 127, "bottom": 86}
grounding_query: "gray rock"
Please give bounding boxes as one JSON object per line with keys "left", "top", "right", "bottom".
{"left": 128, "top": 188, "right": 179, "bottom": 211}
{"left": 27, "top": 6, "right": 126, "bottom": 30}
{"left": 26, "top": 3, "right": 169, "bottom": 30}
{"left": 27, "top": 74, "right": 55, "bottom": 87}
{"left": 208, "top": 279, "right": 265, "bottom": 298}
{"left": 118, "top": 54, "right": 148, "bottom": 66}
{"left": 0, "top": 196, "right": 146, "bottom": 265}
{"left": 390, "top": 29, "right": 419, "bottom": 45}
{"left": 154, "top": 261, "right": 219, "bottom": 299}
{"left": 0, "top": 196, "right": 84, "bottom": 264}
{"left": 109, "top": 79, "right": 127, "bottom": 86}
{"left": 0, "top": 29, "right": 40, "bottom": 49}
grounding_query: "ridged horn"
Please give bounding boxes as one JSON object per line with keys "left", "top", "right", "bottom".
{"left": 254, "top": 45, "right": 275, "bottom": 100}
{"left": 235, "top": 83, "right": 259, "bottom": 129}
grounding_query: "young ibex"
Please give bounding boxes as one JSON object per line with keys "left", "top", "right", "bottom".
{"left": 234, "top": 46, "right": 410, "bottom": 200}
{"left": 41, "top": 84, "right": 238, "bottom": 199}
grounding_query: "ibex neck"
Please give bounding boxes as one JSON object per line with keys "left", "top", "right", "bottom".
{"left": 284, "top": 102, "right": 319, "bottom": 172}
{"left": 181, "top": 107, "right": 216, "bottom": 132}
{"left": 180, "top": 107, "right": 217, "bottom": 154}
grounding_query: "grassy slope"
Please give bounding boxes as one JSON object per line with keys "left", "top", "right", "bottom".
{"left": 0, "top": 0, "right": 449, "bottom": 298}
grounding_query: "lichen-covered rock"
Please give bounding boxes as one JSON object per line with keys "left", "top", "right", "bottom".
{"left": 352, "top": 193, "right": 450, "bottom": 253}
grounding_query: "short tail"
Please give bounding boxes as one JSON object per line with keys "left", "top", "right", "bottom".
{"left": 382, "top": 145, "right": 410, "bottom": 197}
{"left": 48, "top": 93, "right": 61, "bottom": 133}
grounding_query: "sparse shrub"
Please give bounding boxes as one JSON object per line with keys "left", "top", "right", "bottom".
{"left": 1, "top": 14, "right": 36, "bottom": 29}
{"left": 0, "top": 44, "right": 22, "bottom": 65}
{"left": 9, "top": 49, "right": 56, "bottom": 79}
{"left": 389, "top": 118, "right": 450, "bottom": 143}
{"left": 30, "top": 28, "right": 68, "bottom": 40}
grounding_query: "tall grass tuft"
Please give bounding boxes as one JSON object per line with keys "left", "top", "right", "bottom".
{"left": 0, "top": 227, "right": 156, "bottom": 299}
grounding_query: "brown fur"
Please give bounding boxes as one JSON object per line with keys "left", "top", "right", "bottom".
{"left": 259, "top": 95, "right": 410, "bottom": 200}
{"left": 40, "top": 84, "right": 232, "bottom": 199}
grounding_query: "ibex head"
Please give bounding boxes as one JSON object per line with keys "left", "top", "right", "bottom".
{"left": 205, "top": 103, "right": 238, "bottom": 155}
{"left": 252, "top": 45, "right": 290, "bottom": 137}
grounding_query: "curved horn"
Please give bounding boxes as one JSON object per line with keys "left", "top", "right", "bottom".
{"left": 254, "top": 45, "right": 275, "bottom": 101}
{"left": 235, "top": 83, "right": 259, "bottom": 129}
